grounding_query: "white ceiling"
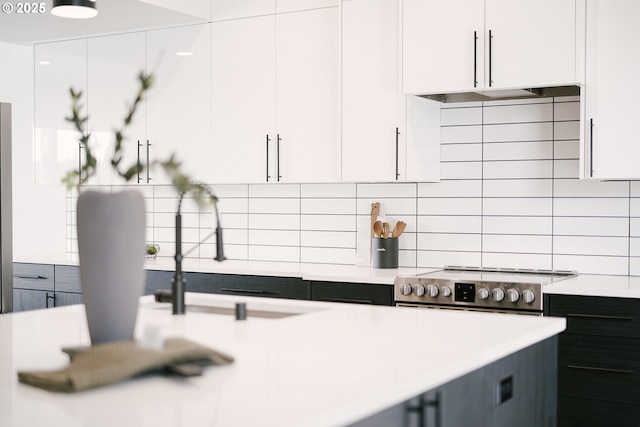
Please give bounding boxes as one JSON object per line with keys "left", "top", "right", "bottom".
{"left": 0, "top": 0, "right": 208, "bottom": 45}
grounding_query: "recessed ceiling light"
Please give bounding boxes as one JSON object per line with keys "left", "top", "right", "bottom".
{"left": 51, "top": 0, "right": 98, "bottom": 19}
{"left": 176, "top": 52, "right": 193, "bottom": 57}
{"left": 39, "top": 61, "right": 51, "bottom": 65}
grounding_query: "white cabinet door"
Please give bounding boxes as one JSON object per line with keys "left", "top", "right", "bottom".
{"left": 275, "top": 7, "right": 341, "bottom": 183}
{"left": 146, "top": 24, "right": 212, "bottom": 185}
{"left": 403, "top": 0, "right": 578, "bottom": 94}
{"left": 88, "top": 32, "right": 146, "bottom": 185}
{"left": 34, "top": 39, "right": 87, "bottom": 186}
{"left": 211, "top": 16, "right": 276, "bottom": 184}
{"left": 342, "top": 0, "right": 406, "bottom": 182}
{"left": 583, "top": 0, "right": 640, "bottom": 179}
{"left": 403, "top": 0, "right": 484, "bottom": 95}
{"left": 485, "top": 0, "right": 576, "bottom": 89}
{"left": 211, "top": 0, "right": 275, "bottom": 20}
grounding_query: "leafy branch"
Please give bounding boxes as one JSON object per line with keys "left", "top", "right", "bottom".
{"left": 62, "top": 71, "right": 217, "bottom": 211}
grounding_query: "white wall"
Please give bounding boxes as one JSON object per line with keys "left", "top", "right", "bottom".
{"left": 0, "top": 41, "right": 67, "bottom": 260}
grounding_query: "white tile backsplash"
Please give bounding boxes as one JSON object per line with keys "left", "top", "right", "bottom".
{"left": 65, "top": 96, "right": 640, "bottom": 276}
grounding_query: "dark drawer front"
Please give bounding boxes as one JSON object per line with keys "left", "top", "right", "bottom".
{"left": 13, "top": 263, "right": 54, "bottom": 291}
{"left": 548, "top": 294, "right": 640, "bottom": 339}
{"left": 311, "top": 281, "right": 393, "bottom": 306}
{"left": 558, "top": 396, "right": 640, "bottom": 427}
{"left": 558, "top": 333, "right": 640, "bottom": 403}
{"left": 184, "top": 273, "right": 310, "bottom": 300}
{"left": 54, "top": 265, "right": 81, "bottom": 293}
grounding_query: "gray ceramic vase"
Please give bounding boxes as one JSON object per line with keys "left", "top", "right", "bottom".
{"left": 77, "top": 189, "right": 146, "bottom": 345}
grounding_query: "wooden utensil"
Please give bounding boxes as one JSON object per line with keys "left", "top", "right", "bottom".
{"left": 392, "top": 221, "right": 406, "bottom": 238}
{"left": 373, "top": 221, "right": 383, "bottom": 238}
{"left": 381, "top": 222, "right": 390, "bottom": 239}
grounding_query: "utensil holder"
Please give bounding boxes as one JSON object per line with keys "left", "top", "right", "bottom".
{"left": 372, "top": 238, "right": 398, "bottom": 269}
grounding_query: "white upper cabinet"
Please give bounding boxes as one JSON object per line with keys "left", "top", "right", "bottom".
{"left": 211, "top": 16, "right": 276, "bottom": 184}
{"left": 402, "top": 0, "right": 578, "bottom": 95}
{"left": 342, "top": 0, "right": 406, "bottom": 182}
{"left": 34, "top": 39, "right": 87, "bottom": 185}
{"left": 582, "top": 0, "right": 640, "bottom": 179}
{"left": 403, "top": 0, "right": 483, "bottom": 95}
{"left": 275, "top": 7, "right": 341, "bottom": 183}
{"left": 484, "top": 0, "right": 577, "bottom": 89}
{"left": 211, "top": 0, "right": 275, "bottom": 21}
{"left": 88, "top": 32, "right": 146, "bottom": 185}
{"left": 211, "top": 7, "right": 340, "bottom": 184}
{"left": 146, "top": 24, "right": 212, "bottom": 185}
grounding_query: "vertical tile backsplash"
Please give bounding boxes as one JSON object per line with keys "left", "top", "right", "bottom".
{"left": 66, "top": 96, "right": 640, "bottom": 276}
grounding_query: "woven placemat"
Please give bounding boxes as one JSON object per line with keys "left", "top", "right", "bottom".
{"left": 18, "top": 337, "right": 234, "bottom": 393}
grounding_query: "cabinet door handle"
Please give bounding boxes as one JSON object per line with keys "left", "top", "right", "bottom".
{"left": 568, "top": 365, "right": 634, "bottom": 375}
{"left": 589, "top": 118, "right": 594, "bottom": 177}
{"left": 137, "top": 140, "right": 143, "bottom": 183}
{"left": 488, "top": 30, "right": 493, "bottom": 87}
{"left": 266, "top": 134, "right": 271, "bottom": 182}
{"left": 276, "top": 134, "right": 282, "bottom": 182}
{"left": 405, "top": 392, "right": 441, "bottom": 427}
{"left": 15, "top": 275, "right": 48, "bottom": 280}
{"left": 220, "top": 288, "right": 265, "bottom": 294}
{"left": 473, "top": 30, "right": 478, "bottom": 88}
{"left": 45, "top": 292, "right": 55, "bottom": 309}
{"left": 395, "top": 127, "right": 400, "bottom": 180}
{"left": 567, "top": 313, "right": 634, "bottom": 321}
{"left": 317, "top": 298, "right": 373, "bottom": 305}
{"left": 146, "top": 140, "right": 151, "bottom": 183}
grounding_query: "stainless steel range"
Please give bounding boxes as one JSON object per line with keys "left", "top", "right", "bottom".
{"left": 395, "top": 266, "right": 576, "bottom": 315}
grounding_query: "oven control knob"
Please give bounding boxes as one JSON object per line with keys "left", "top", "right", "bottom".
{"left": 441, "top": 286, "right": 452, "bottom": 297}
{"left": 413, "top": 284, "right": 425, "bottom": 297}
{"left": 522, "top": 289, "right": 536, "bottom": 304}
{"left": 399, "top": 283, "right": 412, "bottom": 296}
{"left": 492, "top": 288, "right": 505, "bottom": 302}
{"left": 506, "top": 289, "right": 520, "bottom": 303}
{"left": 478, "top": 288, "right": 489, "bottom": 300}
{"left": 426, "top": 284, "right": 439, "bottom": 298}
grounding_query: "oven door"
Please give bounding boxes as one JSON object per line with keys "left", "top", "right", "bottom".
{"left": 396, "top": 303, "right": 542, "bottom": 316}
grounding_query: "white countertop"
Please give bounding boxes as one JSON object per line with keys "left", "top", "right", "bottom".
{"left": 0, "top": 293, "right": 566, "bottom": 427}
{"left": 544, "top": 273, "right": 640, "bottom": 299}
{"left": 16, "top": 255, "right": 640, "bottom": 299}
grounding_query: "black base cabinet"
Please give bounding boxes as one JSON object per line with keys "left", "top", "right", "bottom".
{"left": 544, "top": 294, "right": 640, "bottom": 426}
{"left": 349, "top": 337, "right": 558, "bottom": 427}
{"left": 12, "top": 263, "right": 82, "bottom": 312}
{"left": 310, "top": 280, "right": 393, "bottom": 306}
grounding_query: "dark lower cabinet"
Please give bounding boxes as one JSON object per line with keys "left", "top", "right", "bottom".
{"left": 310, "top": 280, "right": 393, "bottom": 306}
{"left": 147, "top": 270, "right": 310, "bottom": 300}
{"left": 12, "top": 263, "right": 82, "bottom": 312}
{"left": 349, "top": 337, "right": 558, "bottom": 427}
{"left": 545, "top": 294, "right": 640, "bottom": 426}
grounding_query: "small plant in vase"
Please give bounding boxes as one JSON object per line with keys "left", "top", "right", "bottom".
{"left": 63, "top": 72, "right": 224, "bottom": 344}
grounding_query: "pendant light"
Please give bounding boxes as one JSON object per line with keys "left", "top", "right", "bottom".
{"left": 51, "top": 0, "right": 98, "bottom": 19}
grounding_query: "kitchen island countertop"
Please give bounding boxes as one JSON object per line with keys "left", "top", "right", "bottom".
{"left": 0, "top": 293, "right": 565, "bottom": 427}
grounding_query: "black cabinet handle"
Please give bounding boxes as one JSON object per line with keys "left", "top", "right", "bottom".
{"left": 14, "top": 275, "right": 48, "bottom": 280}
{"left": 146, "top": 140, "right": 151, "bottom": 183}
{"left": 395, "top": 127, "right": 400, "bottom": 180}
{"left": 137, "top": 140, "right": 143, "bottom": 183}
{"left": 568, "top": 364, "right": 634, "bottom": 375}
{"left": 276, "top": 134, "right": 282, "bottom": 182}
{"left": 266, "top": 134, "right": 271, "bottom": 182}
{"left": 567, "top": 313, "right": 634, "bottom": 321}
{"left": 220, "top": 288, "right": 265, "bottom": 295}
{"left": 488, "top": 30, "right": 493, "bottom": 87}
{"left": 405, "top": 392, "right": 441, "bottom": 427}
{"left": 473, "top": 30, "right": 478, "bottom": 88}
{"left": 589, "top": 118, "right": 594, "bottom": 177}
{"left": 45, "top": 292, "right": 55, "bottom": 309}
{"left": 317, "top": 298, "right": 373, "bottom": 305}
